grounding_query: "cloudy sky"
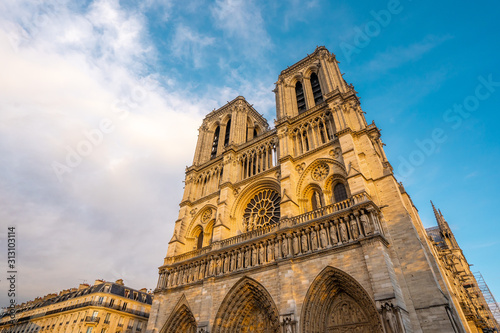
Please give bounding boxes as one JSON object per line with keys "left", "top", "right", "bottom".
{"left": 1, "top": 0, "right": 499, "bottom": 307}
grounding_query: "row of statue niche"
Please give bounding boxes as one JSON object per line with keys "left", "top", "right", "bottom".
{"left": 244, "top": 213, "right": 261, "bottom": 232}
{"left": 158, "top": 209, "right": 380, "bottom": 289}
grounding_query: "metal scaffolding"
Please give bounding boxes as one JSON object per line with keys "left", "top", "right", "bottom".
{"left": 474, "top": 271, "right": 500, "bottom": 329}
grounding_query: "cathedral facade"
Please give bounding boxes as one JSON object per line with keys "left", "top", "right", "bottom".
{"left": 146, "top": 47, "right": 496, "bottom": 333}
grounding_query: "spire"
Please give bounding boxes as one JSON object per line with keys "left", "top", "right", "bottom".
{"left": 431, "top": 201, "right": 449, "bottom": 230}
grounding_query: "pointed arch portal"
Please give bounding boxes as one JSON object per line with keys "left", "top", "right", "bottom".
{"left": 301, "top": 267, "right": 384, "bottom": 333}
{"left": 161, "top": 296, "right": 197, "bottom": 333}
{"left": 212, "top": 277, "right": 280, "bottom": 333}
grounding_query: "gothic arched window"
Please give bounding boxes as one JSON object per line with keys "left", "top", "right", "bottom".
{"left": 211, "top": 126, "right": 220, "bottom": 159}
{"left": 310, "top": 72, "right": 323, "bottom": 105}
{"left": 224, "top": 119, "right": 231, "bottom": 147}
{"left": 295, "top": 81, "right": 306, "bottom": 113}
{"left": 333, "top": 183, "right": 348, "bottom": 203}
{"left": 196, "top": 229, "right": 204, "bottom": 250}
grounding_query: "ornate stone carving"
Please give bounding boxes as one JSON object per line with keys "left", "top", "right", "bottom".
{"left": 381, "top": 302, "right": 404, "bottom": 333}
{"left": 243, "top": 189, "right": 281, "bottom": 230}
{"left": 311, "top": 162, "right": 329, "bottom": 181}
{"left": 295, "top": 162, "right": 306, "bottom": 174}
{"left": 201, "top": 208, "right": 212, "bottom": 223}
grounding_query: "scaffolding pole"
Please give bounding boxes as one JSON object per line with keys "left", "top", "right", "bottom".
{"left": 474, "top": 271, "right": 500, "bottom": 330}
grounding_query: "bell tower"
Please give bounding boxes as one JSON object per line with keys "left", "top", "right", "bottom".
{"left": 149, "top": 47, "right": 474, "bottom": 333}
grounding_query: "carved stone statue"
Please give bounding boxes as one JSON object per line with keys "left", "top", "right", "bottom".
{"left": 350, "top": 217, "right": 359, "bottom": 239}
{"left": 301, "top": 232, "right": 309, "bottom": 252}
{"left": 267, "top": 240, "right": 274, "bottom": 261}
{"left": 330, "top": 222, "right": 338, "bottom": 244}
{"left": 230, "top": 253, "right": 235, "bottom": 271}
{"left": 224, "top": 255, "right": 229, "bottom": 273}
{"left": 252, "top": 245, "right": 258, "bottom": 266}
{"left": 292, "top": 234, "right": 299, "bottom": 255}
{"left": 360, "top": 211, "right": 372, "bottom": 235}
{"left": 339, "top": 219, "right": 348, "bottom": 242}
{"left": 245, "top": 247, "right": 251, "bottom": 267}
{"left": 311, "top": 229, "right": 318, "bottom": 250}
{"left": 282, "top": 235, "right": 289, "bottom": 257}
{"left": 382, "top": 303, "right": 400, "bottom": 333}
{"left": 320, "top": 227, "right": 328, "bottom": 248}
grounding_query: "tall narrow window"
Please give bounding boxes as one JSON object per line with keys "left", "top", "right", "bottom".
{"left": 310, "top": 72, "right": 323, "bottom": 105}
{"left": 224, "top": 119, "right": 231, "bottom": 146}
{"left": 253, "top": 127, "right": 258, "bottom": 139}
{"left": 196, "top": 230, "right": 204, "bottom": 250}
{"left": 333, "top": 183, "right": 348, "bottom": 202}
{"left": 295, "top": 81, "right": 306, "bottom": 113}
{"left": 211, "top": 126, "right": 220, "bottom": 159}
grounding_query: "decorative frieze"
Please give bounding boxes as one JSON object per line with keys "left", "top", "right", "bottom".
{"left": 156, "top": 192, "right": 383, "bottom": 291}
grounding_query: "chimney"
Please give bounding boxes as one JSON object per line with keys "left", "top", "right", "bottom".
{"left": 115, "top": 279, "right": 124, "bottom": 286}
{"left": 140, "top": 288, "right": 147, "bottom": 293}
{"left": 94, "top": 279, "right": 105, "bottom": 286}
{"left": 78, "top": 283, "right": 90, "bottom": 290}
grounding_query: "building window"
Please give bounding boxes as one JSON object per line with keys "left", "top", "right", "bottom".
{"left": 223, "top": 119, "right": 231, "bottom": 146}
{"left": 108, "top": 298, "right": 114, "bottom": 307}
{"left": 97, "top": 297, "right": 103, "bottom": 305}
{"left": 310, "top": 72, "right": 323, "bottom": 105}
{"left": 104, "top": 313, "right": 110, "bottom": 324}
{"left": 333, "top": 183, "right": 348, "bottom": 203}
{"left": 86, "top": 328, "right": 93, "bottom": 333}
{"left": 124, "top": 290, "right": 130, "bottom": 298}
{"left": 295, "top": 81, "right": 306, "bottom": 113}
{"left": 103, "top": 285, "right": 110, "bottom": 293}
{"left": 122, "top": 302, "right": 127, "bottom": 311}
{"left": 91, "top": 311, "right": 98, "bottom": 320}
{"left": 196, "top": 229, "right": 204, "bottom": 250}
{"left": 211, "top": 126, "right": 220, "bottom": 159}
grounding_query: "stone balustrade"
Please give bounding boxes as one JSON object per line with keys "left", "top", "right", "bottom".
{"left": 156, "top": 192, "right": 382, "bottom": 291}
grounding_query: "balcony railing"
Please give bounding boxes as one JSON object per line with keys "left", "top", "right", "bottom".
{"left": 0, "top": 301, "right": 149, "bottom": 326}
{"left": 157, "top": 192, "right": 383, "bottom": 291}
{"left": 84, "top": 316, "right": 100, "bottom": 324}
{"left": 164, "top": 192, "right": 373, "bottom": 266}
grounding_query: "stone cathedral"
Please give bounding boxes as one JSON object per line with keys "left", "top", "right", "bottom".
{"left": 147, "top": 47, "right": 499, "bottom": 333}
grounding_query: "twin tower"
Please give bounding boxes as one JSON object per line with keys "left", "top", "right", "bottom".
{"left": 147, "top": 47, "right": 472, "bottom": 333}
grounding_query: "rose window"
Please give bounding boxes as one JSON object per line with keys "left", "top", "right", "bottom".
{"left": 243, "top": 189, "right": 281, "bottom": 230}
{"left": 311, "top": 163, "right": 329, "bottom": 181}
{"left": 201, "top": 208, "right": 212, "bottom": 223}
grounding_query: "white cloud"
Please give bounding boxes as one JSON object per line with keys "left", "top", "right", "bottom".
{"left": 361, "top": 35, "right": 453, "bottom": 74}
{"left": 171, "top": 24, "right": 215, "bottom": 68}
{"left": 211, "top": 0, "right": 271, "bottom": 55}
{"left": 0, "top": 0, "right": 207, "bottom": 303}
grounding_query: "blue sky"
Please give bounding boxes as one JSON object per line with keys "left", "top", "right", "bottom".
{"left": 0, "top": 0, "right": 499, "bottom": 309}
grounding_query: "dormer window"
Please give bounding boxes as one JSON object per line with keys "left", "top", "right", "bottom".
{"left": 295, "top": 81, "right": 306, "bottom": 113}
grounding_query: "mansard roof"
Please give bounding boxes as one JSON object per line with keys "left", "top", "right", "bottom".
{"left": 0, "top": 280, "right": 152, "bottom": 319}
